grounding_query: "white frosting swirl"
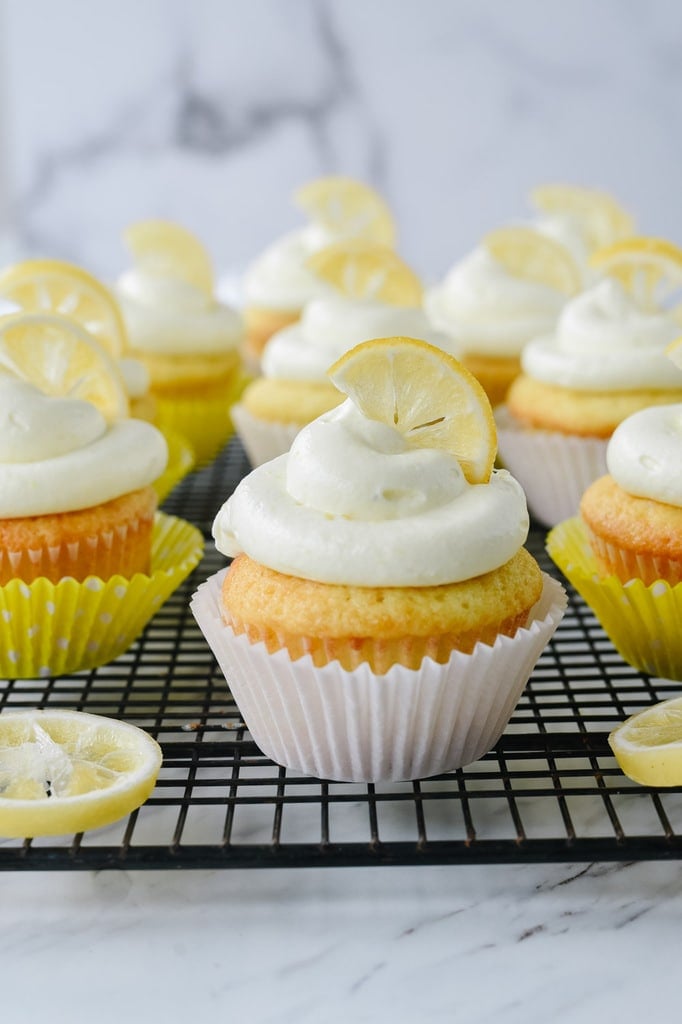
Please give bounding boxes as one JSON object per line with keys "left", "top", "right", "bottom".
{"left": 213, "top": 400, "right": 529, "bottom": 586}
{"left": 0, "top": 377, "right": 168, "bottom": 517}
{"left": 607, "top": 403, "right": 682, "bottom": 506}
{"left": 425, "top": 246, "right": 566, "bottom": 356}
{"left": 522, "top": 278, "right": 682, "bottom": 390}
{"left": 262, "top": 294, "right": 458, "bottom": 381}
{"left": 117, "top": 270, "right": 244, "bottom": 356}
{"left": 118, "top": 356, "right": 150, "bottom": 399}
{"left": 243, "top": 225, "right": 338, "bottom": 310}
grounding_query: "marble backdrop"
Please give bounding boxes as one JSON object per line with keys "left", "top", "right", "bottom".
{"left": 2, "top": 0, "right": 682, "bottom": 284}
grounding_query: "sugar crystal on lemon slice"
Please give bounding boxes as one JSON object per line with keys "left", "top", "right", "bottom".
{"left": 530, "top": 183, "right": 634, "bottom": 250}
{"left": 0, "top": 258, "right": 128, "bottom": 358}
{"left": 308, "top": 240, "right": 423, "bottom": 308}
{"left": 294, "top": 176, "right": 396, "bottom": 247}
{"left": 123, "top": 219, "right": 214, "bottom": 296}
{"left": 328, "top": 336, "right": 496, "bottom": 484}
{"left": 0, "top": 311, "right": 129, "bottom": 422}
{"left": 0, "top": 709, "right": 162, "bottom": 837}
{"left": 591, "top": 236, "right": 682, "bottom": 312}
{"left": 484, "top": 226, "right": 581, "bottom": 296}
{"left": 609, "top": 697, "right": 682, "bottom": 788}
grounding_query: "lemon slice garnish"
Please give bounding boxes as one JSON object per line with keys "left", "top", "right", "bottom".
{"left": 484, "top": 226, "right": 581, "bottom": 296}
{"left": 530, "top": 183, "right": 634, "bottom": 250}
{"left": 0, "top": 709, "right": 162, "bottom": 838}
{"left": 591, "top": 236, "right": 682, "bottom": 311}
{"left": 328, "top": 336, "right": 496, "bottom": 484}
{"left": 0, "top": 312, "right": 129, "bottom": 421}
{"left": 609, "top": 697, "right": 682, "bottom": 787}
{"left": 0, "top": 258, "right": 127, "bottom": 357}
{"left": 123, "top": 219, "right": 214, "bottom": 296}
{"left": 308, "top": 240, "right": 422, "bottom": 308}
{"left": 294, "top": 176, "right": 396, "bottom": 247}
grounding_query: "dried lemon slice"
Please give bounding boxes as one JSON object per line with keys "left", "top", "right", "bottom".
{"left": 0, "top": 709, "right": 162, "bottom": 838}
{"left": 0, "top": 259, "right": 127, "bottom": 357}
{"left": 530, "top": 183, "right": 634, "bottom": 250}
{"left": 294, "top": 176, "right": 396, "bottom": 247}
{"left": 123, "top": 219, "right": 214, "bottom": 295}
{"left": 0, "top": 312, "right": 129, "bottom": 421}
{"left": 329, "top": 336, "right": 496, "bottom": 483}
{"left": 591, "top": 236, "right": 682, "bottom": 311}
{"left": 609, "top": 697, "right": 682, "bottom": 787}
{"left": 484, "top": 226, "right": 581, "bottom": 296}
{"left": 308, "top": 240, "right": 422, "bottom": 308}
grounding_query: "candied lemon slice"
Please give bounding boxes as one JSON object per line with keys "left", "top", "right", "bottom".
{"left": 530, "top": 183, "right": 634, "bottom": 250}
{"left": 591, "top": 236, "right": 682, "bottom": 311}
{"left": 0, "top": 312, "right": 129, "bottom": 421}
{"left": 609, "top": 697, "right": 682, "bottom": 787}
{"left": 0, "top": 709, "right": 162, "bottom": 837}
{"left": 484, "top": 226, "right": 581, "bottom": 295}
{"left": 294, "top": 176, "right": 396, "bottom": 247}
{"left": 329, "top": 336, "right": 496, "bottom": 483}
{"left": 124, "top": 219, "right": 213, "bottom": 295}
{"left": 308, "top": 241, "right": 422, "bottom": 308}
{"left": 0, "top": 259, "right": 128, "bottom": 358}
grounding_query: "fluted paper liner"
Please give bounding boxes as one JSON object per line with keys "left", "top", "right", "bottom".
{"left": 547, "top": 517, "right": 682, "bottom": 680}
{"left": 191, "top": 570, "right": 566, "bottom": 782}
{"left": 231, "top": 403, "right": 302, "bottom": 467}
{"left": 154, "top": 372, "right": 250, "bottom": 468}
{"left": 495, "top": 406, "right": 608, "bottom": 528}
{"left": 0, "top": 513, "right": 204, "bottom": 679}
{"left": 153, "top": 428, "right": 196, "bottom": 503}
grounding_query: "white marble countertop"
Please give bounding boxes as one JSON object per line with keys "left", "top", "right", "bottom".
{"left": 3, "top": 859, "right": 680, "bottom": 1022}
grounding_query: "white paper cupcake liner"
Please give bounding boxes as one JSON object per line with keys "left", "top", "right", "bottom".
{"left": 495, "top": 406, "right": 608, "bottom": 529}
{"left": 191, "top": 570, "right": 566, "bottom": 783}
{"left": 231, "top": 403, "right": 303, "bottom": 467}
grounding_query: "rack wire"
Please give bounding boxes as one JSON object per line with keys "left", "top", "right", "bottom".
{"left": 1, "top": 437, "right": 681, "bottom": 870}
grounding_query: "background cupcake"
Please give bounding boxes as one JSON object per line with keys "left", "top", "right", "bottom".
{"left": 194, "top": 337, "right": 565, "bottom": 782}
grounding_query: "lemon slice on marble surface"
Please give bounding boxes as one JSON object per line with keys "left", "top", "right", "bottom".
{"left": 308, "top": 240, "right": 422, "bottom": 308}
{"left": 0, "top": 259, "right": 128, "bottom": 358}
{"left": 591, "top": 236, "right": 682, "bottom": 311}
{"left": 124, "top": 219, "right": 214, "bottom": 296}
{"left": 609, "top": 697, "right": 682, "bottom": 787}
{"left": 329, "top": 336, "right": 496, "bottom": 483}
{"left": 0, "top": 312, "right": 129, "bottom": 421}
{"left": 530, "top": 184, "right": 634, "bottom": 250}
{"left": 484, "top": 226, "right": 581, "bottom": 295}
{"left": 0, "top": 709, "right": 162, "bottom": 838}
{"left": 294, "top": 176, "right": 396, "bottom": 247}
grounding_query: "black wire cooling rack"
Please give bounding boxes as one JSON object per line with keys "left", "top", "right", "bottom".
{"left": 1, "top": 437, "right": 682, "bottom": 871}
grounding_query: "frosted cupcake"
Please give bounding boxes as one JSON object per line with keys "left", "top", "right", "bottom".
{"left": 193, "top": 337, "right": 566, "bottom": 782}
{"left": 242, "top": 176, "right": 396, "bottom": 367}
{"left": 117, "top": 220, "right": 246, "bottom": 466}
{"left": 426, "top": 226, "right": 580, "bottom": 406}
{"left": 547, "top": 400, "right": 682, "bottom": 680}
{"left": 498, "top": 263, "right": 682, "bottom": 527}
{"left": 233, "top": 241, "right": 455, "bottom": 466}
{"left": 0, "top": 314, "right": 203, "bottom": 677}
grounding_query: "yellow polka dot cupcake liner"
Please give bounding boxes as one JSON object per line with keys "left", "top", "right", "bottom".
{"left": 547, "top": 517, "right": 682, "bottom": 680}
{"left": 153, "top": 428, "right": 196, "bottom": 503}
{"left": 153, "top": 372, "right": 251, "bottom": 468}
{"left": 0, "top": 513, "right": 204, "bottom": 679}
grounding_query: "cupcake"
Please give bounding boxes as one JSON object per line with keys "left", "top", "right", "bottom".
{"left": 425, "top": 225, "right": 579, "bottom": 406}
{"left": 233, "top": 240, "right": 455, "bottom": 466}
{"left": 241, "top": 176, "right": 396, "bottom": 368}
{"left": 117, "top": 220, "right": 246, "bottom": 466}
{"left": 193, "top": 337, "right": 566, "bottom": 782}
{"left": 497, "top": 253, "right": 682, "bottom": 527}
{"left": 547, "top": 400, "right": 682, "bottom": 680}
{"left": 0, "top": 313, "right": 203, "bottom": 677}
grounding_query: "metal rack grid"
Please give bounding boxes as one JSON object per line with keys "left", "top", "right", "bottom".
{"left": 1, "top": 437, "right": 681, "bottom": 870}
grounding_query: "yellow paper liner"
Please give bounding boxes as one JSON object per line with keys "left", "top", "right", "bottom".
{"left": 153, "top": 372, "right": 250, "bottom": 468}
{"left": 546, "top": 517, "right": 682, "bottom": 680}
{"left": 0, "top": 513, "right": 204, "bottom": 679}
{"left": 153, "top": 428, "right": 196, "bottom": 503}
